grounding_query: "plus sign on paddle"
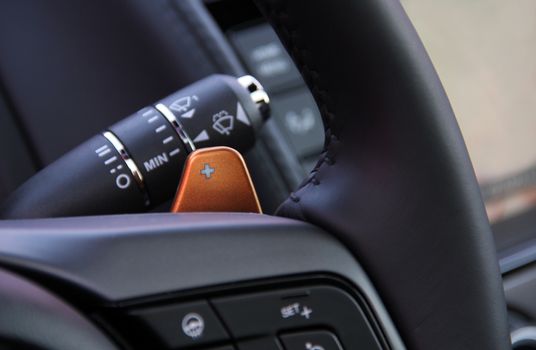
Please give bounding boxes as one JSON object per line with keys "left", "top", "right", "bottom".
{"left": 200, "top": 163, "right": 215, "bottom": 179}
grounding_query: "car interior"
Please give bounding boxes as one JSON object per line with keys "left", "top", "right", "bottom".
{"left": 0, "top": 1, "right": 535, "bottom": 349}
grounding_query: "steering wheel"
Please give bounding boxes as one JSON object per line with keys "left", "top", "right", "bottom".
{"left": 0, "top": 0, "right": 510, "bottom": 349}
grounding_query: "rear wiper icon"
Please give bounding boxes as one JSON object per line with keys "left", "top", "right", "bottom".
{"left": 212, "top": 110, "right": 234, "bottom": 135}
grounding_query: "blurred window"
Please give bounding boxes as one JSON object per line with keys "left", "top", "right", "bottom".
{"left": 402, "top": 0, "right": 536, "bottom": 222}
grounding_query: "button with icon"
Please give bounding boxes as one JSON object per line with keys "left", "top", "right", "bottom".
{"left": 280, "top": 331, "right": 343, "bottom": 350}
{"left": 211, "top": 286, "right": 381, "bottom": 349}
{"left": 129, "top": 300, "right": 230, "bottom": 348}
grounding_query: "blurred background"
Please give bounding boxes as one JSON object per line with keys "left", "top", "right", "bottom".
{"left": 401, "top": 0, "right": 536, "bottom": 223}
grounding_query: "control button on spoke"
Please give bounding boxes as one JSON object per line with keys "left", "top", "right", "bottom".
{"left": 129, "top": 300, "right": 229, "bottom": 348}
{"left": 280, "top": 331, "right": 343, "bottom": 350}
{"left": 211, "top": 286, "right": 382, "bottom": 350}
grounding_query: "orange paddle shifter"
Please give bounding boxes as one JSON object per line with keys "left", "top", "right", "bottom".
{"left": 171, "top": 147, "right": 261, "bottom": 213}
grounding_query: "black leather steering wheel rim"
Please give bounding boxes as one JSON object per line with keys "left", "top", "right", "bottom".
{"left": 254, "top": 0, "right": 510, "bottom": 349}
